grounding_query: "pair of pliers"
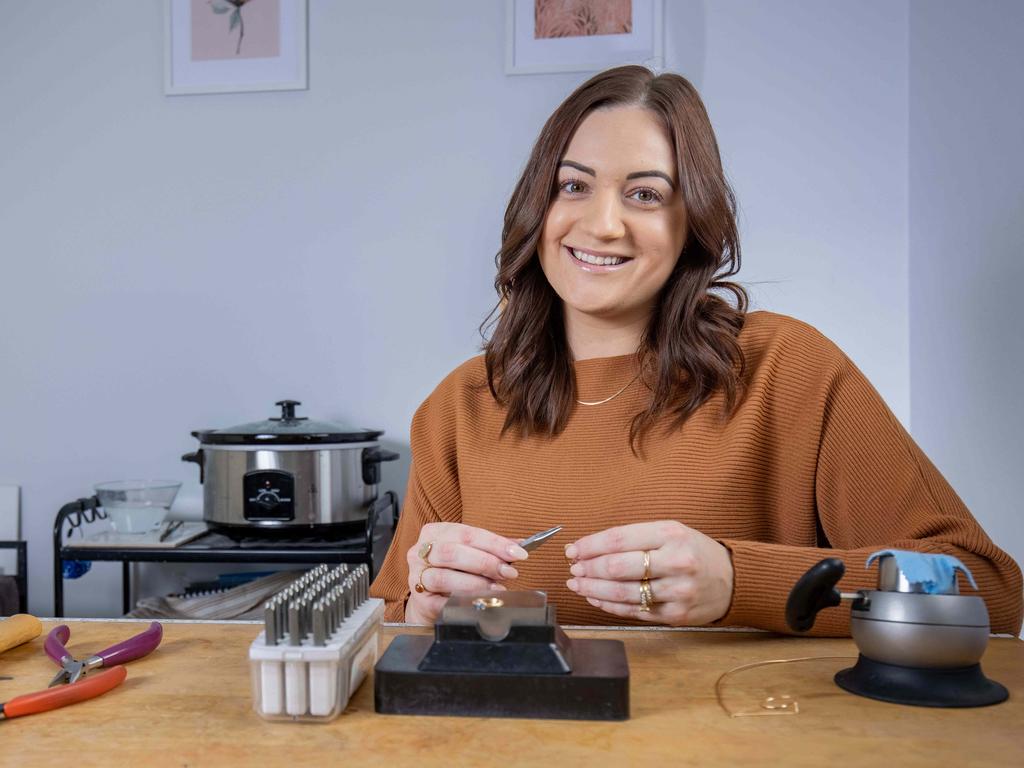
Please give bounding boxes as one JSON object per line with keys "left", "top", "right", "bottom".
{"left": 45, "top": 621, "right": 163, "bottom": 687}
{"left": 1, "top": 667, "right": 127, "bottom": 721}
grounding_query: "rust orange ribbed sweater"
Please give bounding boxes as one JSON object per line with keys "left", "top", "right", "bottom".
{"left": 370, "top": 311, "right": 1023, "bottom": 636}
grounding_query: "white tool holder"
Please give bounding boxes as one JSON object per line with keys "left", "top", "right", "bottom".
{"left": 249, "top": 563, "right": 384, "bottom": 722}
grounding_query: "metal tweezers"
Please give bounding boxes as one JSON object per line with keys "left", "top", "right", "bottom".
{"left": 519, "top": 525, "right": 563, "bottom": 552}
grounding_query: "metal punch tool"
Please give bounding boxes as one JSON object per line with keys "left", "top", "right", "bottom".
{"left": 519, "top": 525, "right": 563, "bottom": 552}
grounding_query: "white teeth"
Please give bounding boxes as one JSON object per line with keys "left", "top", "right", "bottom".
{"left": 571, "top": 248, "right": 625, "bottom": 266}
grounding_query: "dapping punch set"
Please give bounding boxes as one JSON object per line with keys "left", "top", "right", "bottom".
{"left": 249, "top": 563, "right": 384, "bottom": 721}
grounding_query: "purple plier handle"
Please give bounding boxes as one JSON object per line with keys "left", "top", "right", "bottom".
{"left": 93, "top": 622, "right": 163, "bottom": 667}
{"left": 45, "top": 622, "right": 163, "bottom": 669}
{"left": 44, "top": 624, "right": 73, "bottom": 665}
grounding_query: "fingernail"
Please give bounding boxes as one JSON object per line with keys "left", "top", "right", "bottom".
{"left": 507, "top": 544, "right": 529, "bottom": 560}
{"left": 586, "top": 597, "right": 600, "bottom": 607}
{"left": 564, "top": 544, "right": 578, "bottom": 560}
{"left": 566, "top": 578, "right": 578, "bottom": 591}
{"left": 490, "top": 583, "right": 507, "bottom": 591}
{"left": 500, "top": 564, "right": 518, "bottom": 579}
{"left": 569, "top": 564, "right": 583, "bottom": 577}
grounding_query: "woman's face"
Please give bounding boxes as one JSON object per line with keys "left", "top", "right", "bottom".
{"left": 538, "top": 106, "right": 687, "bottom": 331}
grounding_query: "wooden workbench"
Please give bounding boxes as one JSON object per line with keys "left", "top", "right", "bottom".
{"left": 1, "top": 620, "right": 1021, "bottom": 767}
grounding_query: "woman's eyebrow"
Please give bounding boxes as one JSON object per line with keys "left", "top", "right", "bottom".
{"left": 559, "top": 160, "right": 675, "bottom": 188}
{"left": 626, "top": 170, "right": 675, "bottom": 188}
{"left": 559, "top": 160, "right": 596, "bottom": 176}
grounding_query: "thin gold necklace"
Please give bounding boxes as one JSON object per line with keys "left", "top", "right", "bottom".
{"left": 576, "top": 373, "right": 640, "bottom": 406}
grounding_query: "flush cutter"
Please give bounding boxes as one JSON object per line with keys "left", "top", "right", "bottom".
{"left": 45, "top": 621, "right": 163, "bottom": 687}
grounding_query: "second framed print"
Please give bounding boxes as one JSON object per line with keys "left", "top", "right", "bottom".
{"left": 506, "top": 0, "right": 664, "bottom": 75}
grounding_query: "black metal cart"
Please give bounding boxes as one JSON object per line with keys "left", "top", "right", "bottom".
{"left": 53, "top": 492, "right": 398, "bottom": 617}
{"left": 0, "top": 540, "right": 28, "bottom": 615}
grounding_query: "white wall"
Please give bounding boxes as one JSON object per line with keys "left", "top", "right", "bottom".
{"left": 909, "top": 0, "right": 1024, "bottom": 581}
{"left": 2, "top": 1, "right": 915, "bottom": 617}
{"left": 701, "top": 1, "right": 911, "bottom": 419}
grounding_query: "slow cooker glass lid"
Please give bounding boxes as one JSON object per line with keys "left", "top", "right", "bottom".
{"left": 193, "top": 400, "right": 382, "bottom": 445}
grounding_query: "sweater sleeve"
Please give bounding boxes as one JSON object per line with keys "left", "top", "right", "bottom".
{"left": 718, "top": 351, "right": 1023, "bottom": 637}
{"left": 369, "top": 381, "right": 464, "bottom": 621}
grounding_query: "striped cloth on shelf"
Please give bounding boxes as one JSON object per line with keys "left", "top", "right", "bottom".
{"left": 126, "top": 571, "right": 301, "bottom": 621}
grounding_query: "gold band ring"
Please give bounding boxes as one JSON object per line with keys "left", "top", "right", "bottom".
{"left": 417, "top": 541, "right": 434, "bottom": 566}
{"left": 414, "top": 565, "right": 435, "bottom": 594}
{"left": 642, "top": 550, "right": 651, "bottom": 581}
{"left": 639, "top": 578, "right": 654, "bottom": 612}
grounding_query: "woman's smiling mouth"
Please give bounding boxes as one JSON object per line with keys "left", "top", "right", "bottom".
{"left": 565, "top": 245, "right": 633, "bottom": 272}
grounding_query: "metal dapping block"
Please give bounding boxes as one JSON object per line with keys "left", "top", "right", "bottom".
{"left": 374, "top": 591, "right": 629, "bottom": 721}
{"left": 442, "top": 590, "right": 550, "bottom": 642}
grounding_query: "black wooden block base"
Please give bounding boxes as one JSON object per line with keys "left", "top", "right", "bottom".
{"left": 374, "top": 634, "right": 629, "bottom": 721}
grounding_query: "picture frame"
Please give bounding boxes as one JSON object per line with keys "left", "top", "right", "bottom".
{"left": 505, "top": 0, "right": 664, "bottom": 76}
{"left": 164, "top": 0, "right": 308, "bottom": 95}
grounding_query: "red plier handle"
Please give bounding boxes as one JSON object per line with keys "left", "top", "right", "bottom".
{"left": 0, "top": 666, "right": 127, "bottom": 720}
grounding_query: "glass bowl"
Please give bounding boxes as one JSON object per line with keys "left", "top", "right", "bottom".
{"left": 94, "top": 480, "right": 182, "bottom": 534}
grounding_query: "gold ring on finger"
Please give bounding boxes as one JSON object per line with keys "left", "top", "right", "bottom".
{"left": 414, "top": 565, "right": 435, "bottom": 594}
{"left": 639, "top": 578, "right": 653, "bottom": 612}
{"left": 641, "top": 550, "right": 651, "bottom": 581}
{"left": 418, "top": 541, "right": 434, "bottom": 566}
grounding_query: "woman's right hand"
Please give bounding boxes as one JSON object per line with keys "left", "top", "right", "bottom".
{"left": 404, "top": 522, "right": 530, "bottom": 624}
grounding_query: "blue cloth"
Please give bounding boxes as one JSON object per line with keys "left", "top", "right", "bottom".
{"left": 61, "top": 559, "right": 92, "bottom": 580}
{"left": 866, "top": 549, "right": 977, "bottom": 594}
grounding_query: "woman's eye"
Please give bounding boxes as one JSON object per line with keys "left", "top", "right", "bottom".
{"left": 557, "top": 179, "right": 663, "bottom": 204}
{"left": 630, "top": 188, "right": 662, "bottom": 204}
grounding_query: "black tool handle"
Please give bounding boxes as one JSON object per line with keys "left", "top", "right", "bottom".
{"left": 785, "top": 557, "right": 845, "bottom": 632}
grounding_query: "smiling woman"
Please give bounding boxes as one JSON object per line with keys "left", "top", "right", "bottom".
{"left": 490, "top": 68, "right": 746, "bottom": 446}
{"left": 369, "top": 66, "right": 1023, "bottom": 637}
{"left": 540, "top": 109, "right": 689, "bottom": 359}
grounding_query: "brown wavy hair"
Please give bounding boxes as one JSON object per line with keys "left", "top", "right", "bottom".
{"left": 482, "top": 65, "right": 747, "bottom": 451}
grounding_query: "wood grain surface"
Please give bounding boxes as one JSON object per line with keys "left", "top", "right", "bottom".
{"left": 0, "top": 620, "right": 1020, "bottom": 767}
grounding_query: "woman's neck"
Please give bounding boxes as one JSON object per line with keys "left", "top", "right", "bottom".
{"left": 564, "top": 307, "right": 649, "bottom": 360}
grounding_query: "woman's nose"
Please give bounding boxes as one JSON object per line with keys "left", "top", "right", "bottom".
{"left": 579, "top": 191, "right": 626, "bottom": 241}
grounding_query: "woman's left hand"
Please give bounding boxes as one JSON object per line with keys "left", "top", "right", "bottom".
{"left": 564, "top": 521, "right": 734, "bottom": 625}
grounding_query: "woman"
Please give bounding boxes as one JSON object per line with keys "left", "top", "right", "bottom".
{"left": 370, "top": 65, "right": 1022, "bottom": 636}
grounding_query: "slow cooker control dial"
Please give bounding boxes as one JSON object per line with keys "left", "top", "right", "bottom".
{"left": 243, "top": 470, "right": 295, "bottom": 521}
{"left": 254, "top": 482, "right": 283, "bottom": 511}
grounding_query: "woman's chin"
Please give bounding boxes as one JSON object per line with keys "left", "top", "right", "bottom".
{"left": 563, "top": 300, "right": 631, "bottom": 323}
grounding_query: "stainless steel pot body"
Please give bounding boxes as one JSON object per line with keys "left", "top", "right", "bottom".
{"left": 197, "top": 442, "right": 380, "bottom": 529}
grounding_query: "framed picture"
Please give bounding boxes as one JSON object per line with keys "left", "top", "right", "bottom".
{"left": 164, "top": 0, "right": 308, "bottom": 95}
{"left": 505, "top": 0, "right": 664, "bottom": 75}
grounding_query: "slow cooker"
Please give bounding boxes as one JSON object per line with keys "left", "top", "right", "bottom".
{"left": 182, "top": 400, "right": 398, "bottom": 534}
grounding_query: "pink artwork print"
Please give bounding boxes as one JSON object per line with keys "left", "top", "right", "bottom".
{"left": 191, "top": 0, "right": 281, "bottom": 61}
{"left": 534, "top": 0, "right": 632, "bottom": 39}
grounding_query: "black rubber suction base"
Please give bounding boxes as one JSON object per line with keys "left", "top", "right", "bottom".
{"left": 835, "top": 655, "right": 1008, "bottom": 708}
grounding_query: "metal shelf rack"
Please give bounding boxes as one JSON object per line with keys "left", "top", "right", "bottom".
{"left": 53, "top": 492, "right": 398, "bottom": 617}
